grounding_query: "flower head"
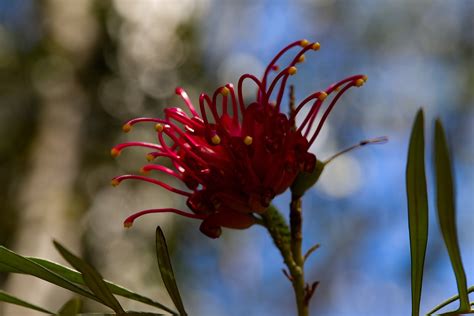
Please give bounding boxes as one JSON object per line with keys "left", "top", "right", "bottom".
{"left": 111, "top": 40, "right": 367, "bottom": 238}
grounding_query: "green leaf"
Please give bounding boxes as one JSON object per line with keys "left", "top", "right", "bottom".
{"left": 53, "top": 241, "right": 125, "bottom": 314}
{"left": 28, "top": 257, "right": 176, "bottom": 314}
{"left": 0, "top": 246, "right": 98, "bottom": 301}
{"left": 0, "top": 290, "right": 54, "bottom": 314}
{"left": 155, "top": 227, "right": 187, "bottom": 316}
{"left": 122, "top": 313, "right": 166, "bottom": 316}
{"left": 406, "top": 109, "right": 429, "bottom": 316}
{"left": 434, "top": 119, "right": 472, "bottom": 314}
{"left": 291, "top": 159, "right": 325, "bottom": 197}
{"left": 72, "top": 313, "right": 164, "bottom": 316}
{"left": 426, "top": 286, "right": 474, "bottom": 315}
{"left": 57, "top": 297, "right": 82, "bottom": 316}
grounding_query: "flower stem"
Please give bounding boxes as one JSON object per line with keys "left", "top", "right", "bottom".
{"left": 290, "top": 193, "right": 308, "bottom": 316}
{"left": 261, "top": 205, "right": 295, "bottom": 273}
{"left": 261, "top": 205, "right": 311, "bottom": 316}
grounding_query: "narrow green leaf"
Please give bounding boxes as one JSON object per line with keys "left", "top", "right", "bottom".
{"left": 122, "top": 313, "right": 166, "bottom": 316}
{"left": 57, "top": 297, "right": 82, "bottom": 316}
{"left": 406, "top": 109, "right": 429, "bottom": 316}
{"left": 0, "top": 246, "right": 98, "bottom": 301}
{"left": 0, "top": 255, "right": 176, "bottom": 315}
{"left": 53, "top": 241, "right": 125, "bottom": 314}
{"left": 72, "top": 313, "right": 164, "bottom": 316}
{"left": 155, "top": 227, "right": 187, "bottom": 316}
{"left": 0, "top": 290, "right": 54, "bottom": 314}
{"left": 28, "top": 257, "right": 176, "bottom": 314}
{"left": 434, "top": 119, "right": 471, "bottom": 313}
{"left": 427, "top": 285, "right": 474, "bottom": 315}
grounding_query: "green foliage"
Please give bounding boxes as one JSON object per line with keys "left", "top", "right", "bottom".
{"left": 291, "top": 159, "right": 325, "bottom": 197}
{"left": 53, "top": 241, "right": 125, "bottom": 314}
{"left": 427, "top": 286, "right": 474, "bottom": 315}
{"left": 0, "top": 246, "right": 99, "bottom": 301}
{"left": 432, "top": 120, "right": 472, "bottom": 315}
{"left": 28, "top": 257, "right": 174, "bottom": 312}
{"left": 0, "top": 242, "right": 176, "bottom": 315}
{"left": 0, "top": 290, "right": 54, "bottom": 314}
{"left": 57, "top": 297, "right": 82, "bottom": 316}
{"left": 406, "top": 109, "right": 429, "bottom": 316}
{"left": 155, "top": 227, "right": 187, "bottom": 316}
{"left": 406, "top": 110, "right": 473, "bottom": 315}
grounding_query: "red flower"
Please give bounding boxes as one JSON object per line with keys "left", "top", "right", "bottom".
{"left": 111, "top": 40, "right": 367, "bottom": 238}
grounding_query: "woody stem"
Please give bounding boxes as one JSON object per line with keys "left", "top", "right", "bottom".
{"left": 261, "top": 205, "right": 309, "bottom": 316}
{"left": 290, "top": 193, "right": 308, "bottom": 316}
{"left": 290, "top": 84, "right": 310, "bottom": 315}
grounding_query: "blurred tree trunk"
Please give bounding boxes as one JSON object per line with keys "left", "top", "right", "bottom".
{"left": 1, "top": 1, "right": 98, "bottom": 315}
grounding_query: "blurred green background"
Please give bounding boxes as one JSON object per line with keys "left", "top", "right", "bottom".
{"left": 0, "top": 0, "right": 472, "bottom": 315}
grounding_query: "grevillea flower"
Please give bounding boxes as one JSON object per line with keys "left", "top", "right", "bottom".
{"left": 111, "top": 40, "right": 367, "bottom": 238}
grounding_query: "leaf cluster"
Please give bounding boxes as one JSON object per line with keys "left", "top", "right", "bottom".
{"left": 0, "top": 228, "right": 186, "bottom": 315}
{"left": 406, "top": 109, "right": 473, "bottom": 315}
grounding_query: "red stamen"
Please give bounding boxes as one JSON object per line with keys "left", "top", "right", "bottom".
{"left": 199, "top": 93, "right": 219, "bottom": 124}
{"left": 261, "top": 40, "right": 307, "bottom": 91}
{"left": 309, "top": 81, "right": 357, "bottom": 145}
{"left": 325, "top": 74, "right": 366, "bottom": 94}
{"left": 175, "top": 87, "right": 199, "bottom": 117}
{"left": 126, "top": 117, "right": 200, "bottom": 148}
{"left": 212, "top": 87, "right": 228, "bottom": 118}
{"left": 225, "top": 83, "right": 240, "bottom": 124}
{"left": 273, "top": 68, "right": 294, "bottom": 111}
{"left": 266, "top": 42, "right": 318, "bottom": 111}
{"left": 141, "top": 164, "right": 182, "bottom": 180}
{"left": 164, "top": 108, "right": 201, "bottom": 130}
{"left": 112, "top": 142, "right": 163, "bottom": 155}
{"left": 113, "top": 175, "right": 192, "bottom": 197}
{"left": 124, "top": 208, "right": 206, "bottom": 228}
{"left": 126, "top": 117, "right": 165, "bottom": 127}
{"left": 237, "top": 74, "right": 266, "bottom": 114}
{"left": 294, "top": 91, "right": 327, "bottom": 115}
{"left": 302, "top": 100, "right": 323, "bottom": 138}
{"left": 222, "top": 90, "right": 228, "bottom": 115}
{"left": 264, "top": 66, "right": 294, "bottom": 107}
{"left": 147, "top": 151, "right": 207, "bottom": 184}
{"left": 297, "top": 74, "right": 366, "bottom": 142}
{"left": 157, "top": 129, "right": 209, "bottom": 166}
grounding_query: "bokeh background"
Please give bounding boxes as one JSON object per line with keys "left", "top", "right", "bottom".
{"left": 0, "top": 0, "right": 473, "bottom": 315}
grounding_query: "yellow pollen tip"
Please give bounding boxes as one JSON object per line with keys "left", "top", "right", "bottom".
{"left": 297, "top": 55, "right": 305, "bottom": 63}
{"left": 211, "top": 134, "right": 221, "bottom": 145}
{"left": 155, "top": 123, "right": 164, "bottom": 132}
{"left": 355, "top": 79, "right": 365, "bottom": 87}
{"left": 300, "top": 39, "right": 310, "bottom": 47}
{"left": 110, "top": 148, "right": 120, "bottom": 158}
{"left": 288, "top": 66, "right": 297, "bottom": 75}
{"left": 122, "top": 124, "right": 132, "bottom": 133}
{"left": 111, "top": 179, "right": 120, "bottom": 187}
{"left": 124, "top": 221, "right": 133, "bottom": 228}
{"left": 146, "top": 153, "right": 155, "bottom": 162}
{"left": 243, "top": 136, "right": 253, "bottom": 145}
{"left": 221, "top": 87, "right": 230, "bottom": 96}
{"left": 311, "top": 42, "right": 321, "bottom": 51}
{"left": 318, "top": 91, "right": 328, "bottom": 101}
{"left": 362, "top": 75, "right": 368, "bottom": 82}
